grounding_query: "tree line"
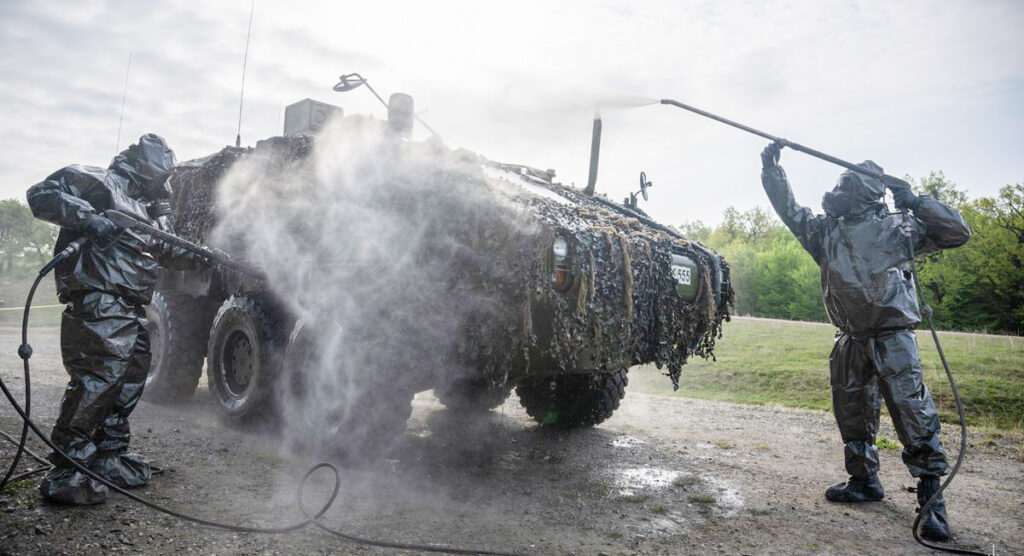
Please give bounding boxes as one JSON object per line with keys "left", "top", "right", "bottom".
{"left": 680, "top": 173, "right": 1023, "bottom": 335}
{"left": 0, "top": 199, "right": 58, "bottom": 276}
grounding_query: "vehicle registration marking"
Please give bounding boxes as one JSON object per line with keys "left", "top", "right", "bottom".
{"left": 672, "top": 265, "right": 691, "bottom": 285}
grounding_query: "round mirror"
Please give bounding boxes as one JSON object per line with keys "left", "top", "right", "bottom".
{"left": 639, "top": 171, "right": 652, "bottom": 201}
{"left": 333, "top": 73, "right": 366, "bottom": 92}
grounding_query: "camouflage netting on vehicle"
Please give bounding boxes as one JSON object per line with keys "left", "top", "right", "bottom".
{"left": 508, "top": 182, "right": 733, "bottom": 387}
{"left": 168, "top": 116, "right": 732, "bottom": 390}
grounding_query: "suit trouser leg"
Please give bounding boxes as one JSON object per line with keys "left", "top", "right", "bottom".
{"left": 93, "top": 305, "right": 150, "bottom": 455}
{"left": 870, "top": 330, "right": 949, "bottom": 477}
{"left": 89, "top": 304, "right": 153, "bottom": 487}
{"left": 829, "top": 333, "right": 882, "bottom": 477}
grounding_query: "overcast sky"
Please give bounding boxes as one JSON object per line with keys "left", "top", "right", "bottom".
{"left": 1, "top": 0, "right": 1021, "bottom": 227}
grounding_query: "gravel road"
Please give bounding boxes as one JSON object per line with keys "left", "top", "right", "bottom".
{"left": 2, "top": 325, "right": 1020, "bottom": 555}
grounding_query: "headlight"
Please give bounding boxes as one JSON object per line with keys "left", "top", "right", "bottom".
{"left": 552, "top": 237, "right": 568, "bottom": 260}
{"left": 552, "top": 236, "right": 572, "bottom": 290}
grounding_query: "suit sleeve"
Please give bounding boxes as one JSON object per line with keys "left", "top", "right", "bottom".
{"left": 910, "top": 196, "right": 971, "bottom": 256}
{"left": 762, "top": 165, "right": 826, "bottom": 263}
{"left": 26, "top": 172, "right": 98, "bottom": 231}
{"left": 147, "top": 240, "right": 205, "bottom": 271}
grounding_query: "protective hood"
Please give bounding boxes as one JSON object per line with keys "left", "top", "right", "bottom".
{"left": 109, "top": 133, "right": 176, "bottom": 201}
{"left": 822, "top": 160, "right": 886, "bottom": 218}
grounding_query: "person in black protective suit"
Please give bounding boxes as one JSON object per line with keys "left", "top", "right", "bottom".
{"left": 27, "top": 134, "right": 212, "bottom": 505}
{"left": 760, "top": 140, "right": 970, "bottom": 542}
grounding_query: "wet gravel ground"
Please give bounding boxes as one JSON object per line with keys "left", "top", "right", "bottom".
{"left": 2, "top": 326, "right": 1021, "bottom": 555}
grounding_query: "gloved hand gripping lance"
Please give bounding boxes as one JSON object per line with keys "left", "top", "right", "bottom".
{"left": 104, "top": 210, "right": 258, "bottom": 276}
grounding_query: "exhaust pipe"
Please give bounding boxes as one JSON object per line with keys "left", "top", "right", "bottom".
{"left": 583, "top": 113, "right": 602, "bottom": 196}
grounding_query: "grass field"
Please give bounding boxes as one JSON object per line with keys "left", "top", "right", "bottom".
{"left": 631, "top": 317, "right": 1024, "bottom": 432}
{"left": 5, "top": 274, "right": 1022, "bottom": 431}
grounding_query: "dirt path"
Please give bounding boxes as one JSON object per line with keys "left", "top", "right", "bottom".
{"left": 1, "top": 326, "right": 1020, "bottom": 555}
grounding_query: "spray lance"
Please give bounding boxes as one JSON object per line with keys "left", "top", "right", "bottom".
{"left": 103, "top": 210, "right": 257, "bottom": 275}
{"left": 657, "top": 98, "right": 984, "bottom": 556}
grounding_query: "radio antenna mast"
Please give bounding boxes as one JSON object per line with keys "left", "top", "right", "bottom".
{"left": 235, "top": 0, "right": 256, "bottom": 147}
{"left": 115, "top": 51, "right": 132, "bottom": 153}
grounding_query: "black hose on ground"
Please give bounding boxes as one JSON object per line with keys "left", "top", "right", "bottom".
{"left": 0, "top": 246, "right": 520, "bottom": 556}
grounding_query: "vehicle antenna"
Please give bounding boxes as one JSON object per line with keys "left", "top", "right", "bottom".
{"left": 114, "top": 51, "right": 132, "bottom": 153}
{"left": 235, "top": 0, "right": 256, "bottom": 148}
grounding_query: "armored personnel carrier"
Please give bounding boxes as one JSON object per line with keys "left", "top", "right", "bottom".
{"left": 143, "top": 95, "right": 732, "bottom": 461}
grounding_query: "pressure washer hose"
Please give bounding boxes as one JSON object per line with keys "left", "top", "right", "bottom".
{"left": 904, "top": 212, "right": 987, "bottom": 556}
{"left": 0, "top": 243, "right": 518, "bottom": 556}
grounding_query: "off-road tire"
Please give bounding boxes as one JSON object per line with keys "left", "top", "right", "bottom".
{"left": 144, "top": 291, "right": 215, "bottom": 404}
{"left": 435, "top": 379, "right": 512, "bottom": 412}
{"left": 516, "top": 369, "right": 628, "bottom": 428}
{"left": 280, "top": 321, "right": 415, "bottom": 465}
{"left": 206, "top": 295, "right": 287, "bottom": 423}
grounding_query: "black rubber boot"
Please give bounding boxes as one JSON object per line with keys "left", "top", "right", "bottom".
{"left": 825, "top": 474, "right": 885, "bottom": 502}
{"left": 91, "top": 452, "right": 152, "bottom": 489}
{"left": 39, "top": 466, "right": 108, "bottom": 505}
{"left": 916, "top": 475, "right": 951, "bottom": 542}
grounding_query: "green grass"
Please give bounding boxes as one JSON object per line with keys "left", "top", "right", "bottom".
{"left": 876, "top": 436, "right": 900, "bottom": 452}
{"left": 631, "top": 317, "right": 1024, "bottom": 431}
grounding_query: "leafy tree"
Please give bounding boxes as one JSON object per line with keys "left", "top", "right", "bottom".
{"left": 0, "top": 199, "right": 58, "bottom": 274}
{"left": 911, "top": 171, "right": 968, "bottom": 207}
{"left": 916, "top": 183, "right": 1023, "bottom": 333}
{"left": 751, "top": 237, "right": 826, "bottom": 321}
{"left": 685, "top": 206, "right": 825, "bottom": 321}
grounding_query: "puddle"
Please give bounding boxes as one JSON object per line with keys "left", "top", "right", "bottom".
{"left": 705, "top": 477, "right": 745, "bottom": 517}
{"left": 614, "top": 466, "right": 680, "bottom": 495}
{"left": 611, "top": 436, "right": 646, "bottom": 449}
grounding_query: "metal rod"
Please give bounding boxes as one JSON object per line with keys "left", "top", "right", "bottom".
{"left": 659, "top": 99, "right": 890, "bottom": 181}
{"left": 583, "top": 114, "right": 602, "bottom": 196}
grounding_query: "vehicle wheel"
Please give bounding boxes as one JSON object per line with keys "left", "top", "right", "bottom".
{"left": 434, "top": 379, "right": 512, "bottom": 412}
{"left": 516, "top": 369, "right": 628, "bottom": 428}
{"left": 329, "top": 387, "right": 415, "bottom": 465}
{"left": 144, "top": 291, "right": 215, "bottom": 404}
{"left": 280, "top": 320, "right": 414, "bottom": 465}
{"left": 206, "top": 295, "right": 287, "bottom": 423}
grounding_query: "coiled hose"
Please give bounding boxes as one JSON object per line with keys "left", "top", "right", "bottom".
{"left": 0, "top": 239, "right": 519, "bottom": 556}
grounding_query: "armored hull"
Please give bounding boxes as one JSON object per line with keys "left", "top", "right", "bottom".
{"left": 145, "top": 117, "right": 732, "bottom": 458}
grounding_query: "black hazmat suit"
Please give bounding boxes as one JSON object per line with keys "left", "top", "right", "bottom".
{"left": 761, "top": 155, "right": 970, "bottom": 480}
{"left": 27, "top": 134, "right": 202, "bottom": 505}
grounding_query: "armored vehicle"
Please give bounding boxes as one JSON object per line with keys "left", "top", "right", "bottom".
{"left": 143, "top": 96, "right": 732, "bottom": 461}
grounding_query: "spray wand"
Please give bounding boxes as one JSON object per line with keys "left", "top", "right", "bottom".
{"left": 657, "top": 97, "right": 985, "bottom": 555}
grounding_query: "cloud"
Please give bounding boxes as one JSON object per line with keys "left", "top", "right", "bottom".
{"left": 0, "top": 0, "right": 1021, "bottom": 228}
